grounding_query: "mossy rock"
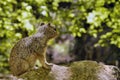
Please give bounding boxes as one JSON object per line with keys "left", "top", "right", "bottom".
{"left": 70, "top": 61, "right": 100, "bottom": 80}
{"left": 10, "top": 60, "right": 119, "bottom": 80}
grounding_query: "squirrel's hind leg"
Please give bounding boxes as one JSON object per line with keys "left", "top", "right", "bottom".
{"left": 11, "top": 58, "right": 30, "bottom": 76}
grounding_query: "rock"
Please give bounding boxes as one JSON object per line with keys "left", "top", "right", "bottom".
{"left": 3, "top": 60, "right": 120, "bottom": 80}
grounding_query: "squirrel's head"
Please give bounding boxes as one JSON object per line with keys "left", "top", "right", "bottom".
{"left": 37, "top": 22, "right": 58, "bottom": 39}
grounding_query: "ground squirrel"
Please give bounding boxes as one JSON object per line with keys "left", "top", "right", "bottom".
{"left": 9, "top": 23, "right": 58, "bottom": 76}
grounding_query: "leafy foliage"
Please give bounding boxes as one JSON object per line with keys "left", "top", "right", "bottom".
{"left": 0, "top": 0, "right": 120, "bottom": 73}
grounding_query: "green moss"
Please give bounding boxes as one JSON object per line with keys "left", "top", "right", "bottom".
{"left": 19, "top": 61, "right": 102, "bottom": 80}
{"left": 19, "top": 68, "right": 55, "bottom": 80}
{"left": 70, "top": 60, "right": 100, "bottom": 80}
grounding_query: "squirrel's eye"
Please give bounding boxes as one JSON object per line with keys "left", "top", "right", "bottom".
{"left": 40, "top": 22, "right": 45, "bottom": 26}
{"left": 52, "top": 26, "right": 56, "bottom": 31}
{"left": 50, "top": 26, "right": 56, "bottom": 31}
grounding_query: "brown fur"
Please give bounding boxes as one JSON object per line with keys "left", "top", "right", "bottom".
{"left": 9, "top": 23, "right": 58, "bottom": 76}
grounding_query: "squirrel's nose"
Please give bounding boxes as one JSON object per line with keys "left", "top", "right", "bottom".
{"left": 54, "top": 28, "right": 56, "bottom": 31}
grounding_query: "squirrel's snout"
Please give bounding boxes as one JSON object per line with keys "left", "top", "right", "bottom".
{"left": 54, "top": 28, "right": 56, "bottom": 31}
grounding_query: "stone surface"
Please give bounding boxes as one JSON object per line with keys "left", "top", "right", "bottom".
{"left": 1, "top": 61, "right": 119, "bottom": 80}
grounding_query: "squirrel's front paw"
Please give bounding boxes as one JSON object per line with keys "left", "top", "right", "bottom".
{"left": 43, "top": 63, "right": 54, "bottom": 69}
{"left": 47, "top": 63, "right": 54, "bottom": 66}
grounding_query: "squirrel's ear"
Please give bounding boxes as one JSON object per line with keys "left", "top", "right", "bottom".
{"left": 40, "top": 22, "right": 45, "bottom": 26}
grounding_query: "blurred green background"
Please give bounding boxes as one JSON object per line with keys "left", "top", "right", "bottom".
{"left": 0, "top": 0, "right": 120, "bottom": 74}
